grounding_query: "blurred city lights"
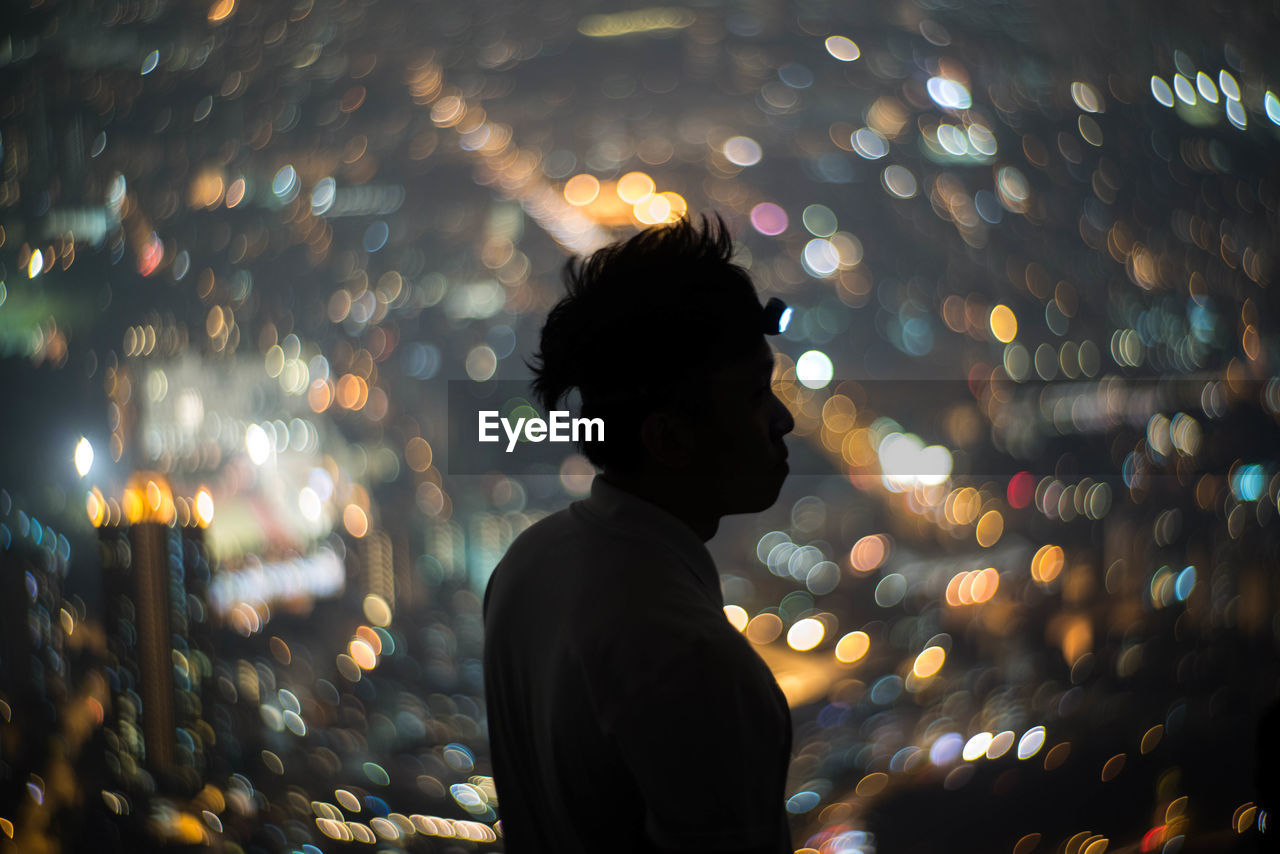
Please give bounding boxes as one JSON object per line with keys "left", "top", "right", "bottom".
{"left": 824, "top": 35, "right": 860, "bottom": 62}
{"left": 73, "top": 438, "right": 93, "bottom": 477}
{"left": 0, "top": 2, "right": 1277, "bottom": 852}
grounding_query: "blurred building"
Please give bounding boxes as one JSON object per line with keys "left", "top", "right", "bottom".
{"left": 96, "top": 473, "right": 213, "bottom": 797}
{"left": 120, "top": 353, "right": 365, "bottom": 628}
{"left": 0, "top": 492, "right": 71, "bottom": 814}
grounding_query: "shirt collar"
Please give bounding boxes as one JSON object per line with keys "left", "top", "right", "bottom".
{"left": 577, "top": 475, "right": 723, "bottom": 603}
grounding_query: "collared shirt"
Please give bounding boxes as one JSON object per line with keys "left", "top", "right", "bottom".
{"left": 482, "top": 475, "right": 794, "bottom": 853}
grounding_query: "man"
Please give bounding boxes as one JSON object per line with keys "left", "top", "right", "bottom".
{"left": 482, "top": 215, "right": 796, "bottom": 852}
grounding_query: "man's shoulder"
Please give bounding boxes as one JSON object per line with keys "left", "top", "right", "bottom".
{"left": 485, "top": 497, "right": 706, "bottom": 621}
{"left": 496, "top": 498, "right": 685, "bottom": 573}
{"left": 485, "top": 502, "right": 613, "bottom": 603}
{"left": 502, "top": 502, "right": 581, "bottom": 553}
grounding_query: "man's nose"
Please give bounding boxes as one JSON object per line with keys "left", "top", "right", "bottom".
{"left": 771, "top": 393, "right": 796, "bottom": 437}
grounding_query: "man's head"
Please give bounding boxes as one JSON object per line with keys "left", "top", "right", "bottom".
{"left": 529, "top": 215, "right": 794, "bottom": 512}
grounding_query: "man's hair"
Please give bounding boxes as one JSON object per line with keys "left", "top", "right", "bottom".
{"left": 529, "top": 214, "right": 765, "bottom": 472}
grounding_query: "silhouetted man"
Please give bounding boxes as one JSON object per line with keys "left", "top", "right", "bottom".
{"left": 482, "top": 215, "right": 796, "bottom": 852}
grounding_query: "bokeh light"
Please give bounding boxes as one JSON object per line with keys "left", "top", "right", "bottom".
{"left": 2, "top": 5, "right": 1277, "bottom": 853}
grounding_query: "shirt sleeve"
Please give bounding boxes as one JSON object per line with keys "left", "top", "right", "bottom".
{"left": 582, "top": 623, "right": 793, "bottom": 852}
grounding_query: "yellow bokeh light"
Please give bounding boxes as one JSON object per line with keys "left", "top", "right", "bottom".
{"left": 787, "top": 617, "right": 825, "bottom": 651}
{"left": 1014, "top": 834, "right": 1042, "bottom": 854}
{"left": 87, "top": 487, "right": 106, "bottom": 527}
{"left": 165, "top": 812, "right": 208, "bottom": 845}
{"left": 1081, "top": 837, "right": 1109, "bottom": 854}
{"left": 946, "top": 569, "right": 1001, "bottom": 606}
{"left": 1059, "top": 617, "right": 1091, "bottom": 665}
{"left": 723, "top": 604, "right": 748, "bottom": 632}
{"left": 834, "top": 630, "right": 870, "bottom": 663}
{"left": 971, "top": 567, "right": 999, "bottom": 602}
{"left": 659, "top": 192, "right": 686, "bottom": 219}
{"left": 577, "top": 7, "right": 695, "bottom": 38}
{"left": 363, "top": 594, "right": 392, "bottom": 628}
{"left": 745, "top": 612, "right": 783, "bottom": 645}
{"left": 822, "top": 394, "right": 857, "bottom": 431}
{"left": 975, "top": 509, "right": 1004, "bottom": 547}
{"left": 316, "top": 818, "right": 344, "bottom": 840}
{"left": 430, "top": 96, "right": 465, "bottom": 127}
{"left": 1235, "top": 803, "right": 1258, "bottom": 834}
{"left": 990, "top": 304, "right": 1018, "bottom": 342}
{"left": 189, "top": 171, "right": 225, "bottom": 209}
{"left": 344, "top": 504, "right": 369, "bottom": 537}
{"left": 1101, "top": 752, "right": 1125, "bottom": 781}
{"left": 855, "top": 772, "right": 887, "bottom": 796}
{"left": 349, "top": 638, "right": 378, "bottom": 670}
{"left": 634, "top": 195, "right": 669, "bottom": 224}
{"left": 194, "top": 487, "right": 215, "bottom": 528}
{"left": 270, "top": 636, "right": 291, "bottom": 666}
{"left": 355, "top": 624, "right": 382, "bottom": 655}
{"left": 634, "top": 192, "right": 686, "bottom": 225}
{"left": 615, "top": 171, "right": 655, "bottom": 204}
{"left": 309, "top": 378, "right": 334, "bottom": 413}
{"left": 405, "top": 437, "right": 433, "bottom": 472}
{"left": 206, "top": 306, "right": 226, "bottom": 339}
{"left": 208, "top": 0, "right": 236, "bottom": 22}
{"left": 123, "top": 488, "right": 144, "bottom": 524}
{"left": 946, "top": 487, "right": 981, "bottom": 525}
{"left": 336, "top": 374, "right": 368, "bottom": 410}
{"left": 563, "top": 174, "right": 600, "bottom": 206}
{"left": 1031, "top": 544, "right": 1065, "bottom": 583}
{"left": 124, "top": 471, "right": 175, "bottom": 524}
{"left": 850, "top": 534, "right": 887, "bottom": 572}
{"left": 912, "top": 645, "right": 946, "bottom": 678}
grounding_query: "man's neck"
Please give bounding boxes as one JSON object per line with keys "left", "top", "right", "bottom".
{"left": 599, "top": 469, "right": 720, "bottom": 542}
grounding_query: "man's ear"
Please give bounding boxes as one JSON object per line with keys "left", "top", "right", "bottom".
{"left": 638, "top": 409, "right": 698, "bottom": 469}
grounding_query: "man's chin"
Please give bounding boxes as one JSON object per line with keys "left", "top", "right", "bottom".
{"left": 721, "top": 475, "right": 787, "bottom": 515}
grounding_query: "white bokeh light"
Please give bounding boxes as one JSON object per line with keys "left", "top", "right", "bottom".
{"left": 926, "top": 77, "right": 972, "bottom": 109}
{"left": 722, "top": 136, "right": 762, "bottom": 167}
{"left": 74, "top": 437, "right": 94, "bottom": 477}
{"left": 796, "top": 350, "right": 833, "bottom": 390}
{"left": 878, "top": 432, "right": 953, "bottom": 490}
{"left": 246, "top": 423, "right": 272, "bottom": 465}
{"left": 824, "top": 35, "right": 860, "bottom": 61}
{"left": 299, "top": 487, "right": 322, "bottom": 521}
{"left": 802, "top": 238, "right": 840, "bottom": 278}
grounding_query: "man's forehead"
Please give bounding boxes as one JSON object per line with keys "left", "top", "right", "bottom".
{"left": 707, "top": 339, "right": 775, "bottom": 380}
